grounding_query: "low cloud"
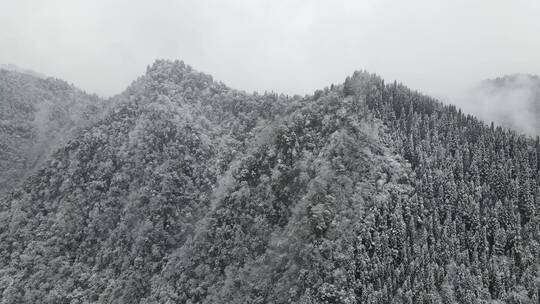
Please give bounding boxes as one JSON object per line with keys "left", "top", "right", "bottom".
{"left": 1, "top": 0, "right": 540, "bottom": 98}
{"left": 452, "top": 74, "right": 540, "bottom": 136}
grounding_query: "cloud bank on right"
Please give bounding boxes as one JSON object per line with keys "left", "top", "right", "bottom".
{"left": 458, "top": 74, "right": 540, "bottom": 136}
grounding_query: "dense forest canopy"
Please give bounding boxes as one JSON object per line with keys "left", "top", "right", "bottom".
{"left": 0, "top": 60, "right": 539, "bottom": 303}
{"left": 0, "top": 68, "right": 104, "bottom": 196}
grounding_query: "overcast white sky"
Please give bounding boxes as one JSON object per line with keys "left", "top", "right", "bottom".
{"left": 1, "top": 0, "right": 539, "bottom": 99}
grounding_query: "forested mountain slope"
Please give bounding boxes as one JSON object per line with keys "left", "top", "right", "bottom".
{"left": 0, "top": 68, "right": 103, "bottom": 195}
{"left": 0, "top": 61, "right": 539, "bottom": 303}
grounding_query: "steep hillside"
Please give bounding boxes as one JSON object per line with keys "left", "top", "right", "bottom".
{"left": 0, "top": 68, "right": 103, "bottom": 195}
{"left": 0, "top": 61, "right": 539, "bottom": 303}
{"left": 0, "top": 60, "right": 295, "bottom": 303}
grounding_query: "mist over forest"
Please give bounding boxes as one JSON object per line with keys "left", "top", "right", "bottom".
{"left": 452, "top": 74, "right": 540, "bottom": 136}
{"left": 1, "top": 1, "right": 540, "bottom": 303}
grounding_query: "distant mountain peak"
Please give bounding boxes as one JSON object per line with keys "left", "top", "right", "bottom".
{"left": 145, "top": 59, "right": 212, "bottom": 84}
{"left": 482, "top": 73, "right": 540, "bottom": 90}
{"left": 0, "top": 63, "right": 47, "bottom": 79}
{"left": 480, "top": 73, "right": 540, "bottom": 98}
{"left": 136, "top": 59, "right": 227, "bottom": 102}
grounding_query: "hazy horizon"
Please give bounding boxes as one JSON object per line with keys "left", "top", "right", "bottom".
{"left": 2, "top": 0, "right": 540, "bottom": 100}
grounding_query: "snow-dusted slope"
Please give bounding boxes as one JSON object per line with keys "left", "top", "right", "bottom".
{"left": 0, "top": 68, "right": 104, "bottom": 195}
{"left": 0, "top": 61, "right": 538, "bottom": 303}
